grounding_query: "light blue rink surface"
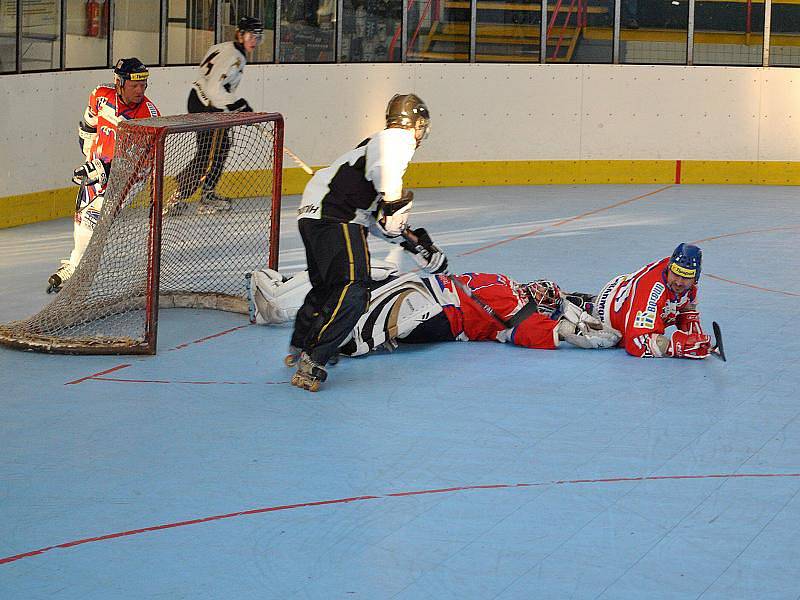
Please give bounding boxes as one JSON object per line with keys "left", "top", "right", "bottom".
{"left": 1, "top": 184, "right": 799, "bottom": 599}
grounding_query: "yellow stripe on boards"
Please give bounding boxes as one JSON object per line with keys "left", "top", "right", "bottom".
{"left": 9, "top": 160, "right": 800, "bottom": 229}
{"left": 317, "top": 224, "right": 355, "bottom": 342}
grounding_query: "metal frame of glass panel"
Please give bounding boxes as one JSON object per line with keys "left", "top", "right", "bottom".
{"left": 2, "top": 0, "right": 794, "bottom": 73}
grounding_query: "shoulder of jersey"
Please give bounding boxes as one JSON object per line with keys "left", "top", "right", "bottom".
{"left": 93, "top": 84, "right": 116, "bottom": 96}
{"left": 142, "top": 97, "right": 160, "bottom": 117}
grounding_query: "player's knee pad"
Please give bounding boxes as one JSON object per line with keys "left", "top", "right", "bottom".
{"left": 369, "top": 258, "right": 399, "bottom": 282}
{"left": 342, "top": 273, "right": 442, "bottom": 356}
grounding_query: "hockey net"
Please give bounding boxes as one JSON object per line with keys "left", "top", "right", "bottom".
{"left": 0, "top": 112, "right": 284, "bottom": 354}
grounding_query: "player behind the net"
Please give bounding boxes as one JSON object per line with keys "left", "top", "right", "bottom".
{"left": 595, "top": 243, "right": 712, "bottom": 358}
{"left": 287, "top": 93, "right": 449, "bottom": 391}
{"left": 165, "top": 16, "right": 264, "bottom": 216}
{"left": 47, "top": 58, "right": 160, "bottom": 294}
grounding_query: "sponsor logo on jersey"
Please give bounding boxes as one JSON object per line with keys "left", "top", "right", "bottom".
{"left": 297, "top": 204, "right": 319, "bottom": 216}
{"left": 634, "top": 310, "right": 656, "bottom": 329}
{"left": 633, "top": 282, "right": 664, "bottom": 329}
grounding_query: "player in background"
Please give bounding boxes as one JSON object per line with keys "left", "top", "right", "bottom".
{"left": 47, "top": 58, "right": 159, "bottom": 294}
{"left": 166, "top": 17, "right": 264, "bottom": 216}
{"left": 595, "top": 243, "right": 711, "bottom": 358}
{"left": 287, "top": 93, "right": 448, "bottom": 391}
{"left": 248, "top": 265, "right": 619, "bottom": 356}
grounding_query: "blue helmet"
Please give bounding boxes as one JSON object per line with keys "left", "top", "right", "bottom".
{"left": 668, "top": 243, "right": 702, "bottom": 282}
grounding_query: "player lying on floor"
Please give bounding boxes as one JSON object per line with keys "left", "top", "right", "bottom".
{"left": 246, "top": 254, "right": 621, "bottom": 356}
{"left": 594, "top": 243, "right": 711, "bottom": 359}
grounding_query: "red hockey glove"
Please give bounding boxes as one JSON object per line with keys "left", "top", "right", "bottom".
{"left": 676, "top": 310, "right": 704, "bottom": 335}
{"left": 668, "top": 330, "right": 711, "bottom": 359}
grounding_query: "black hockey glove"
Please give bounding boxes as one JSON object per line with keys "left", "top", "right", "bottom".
{"left": 401, "top": 227, "right": 449, "bottom": 275}
{"left": 227, "top": 98, "right": 253, "bottom": 113}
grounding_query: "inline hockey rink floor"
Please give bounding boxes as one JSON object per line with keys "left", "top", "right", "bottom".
{"left": 1, "top": 184, "right": 799, "bottom": 599}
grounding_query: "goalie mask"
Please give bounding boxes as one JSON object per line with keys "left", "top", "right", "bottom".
{"left": 386, "top": 94, "right": 431, "bottom": 146}
{"left": 523, "top": 280, "right": 562, "bottom": 316}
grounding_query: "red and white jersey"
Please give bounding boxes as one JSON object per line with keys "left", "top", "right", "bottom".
{"left": 82, "top": 84, "right": 159, "bottom": 200}
{"left": 430, "top": 273, "right": 559, "bottom": 349}
{"left": 596, "top": 257, "right": 698, "bottom": 357}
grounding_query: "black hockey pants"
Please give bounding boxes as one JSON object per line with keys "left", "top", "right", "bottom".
{"left": 291, "top": 219, "right": 371, "bottom": 366}
{"left": 174, "top": 89, "right": 232, "bottom": 198}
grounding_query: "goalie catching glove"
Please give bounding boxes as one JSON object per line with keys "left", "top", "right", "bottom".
{"left": 400, "top": 226, "right": 448, "bottom": 274}
{"left": 72, "top": 158, "right": 109, "bottom": 187}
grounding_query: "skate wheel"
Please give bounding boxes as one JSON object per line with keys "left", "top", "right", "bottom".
{"left": 285, "top": 354, "right": 299, "bottom": 367}
{"left": 309, "top": 381, "right": 320, "bottom": 392}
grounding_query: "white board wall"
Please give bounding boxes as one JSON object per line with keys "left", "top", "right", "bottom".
{"left": 2, "top": 63, "right": 800, "bottom": 197}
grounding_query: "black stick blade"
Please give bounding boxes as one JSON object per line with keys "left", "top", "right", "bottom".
{"left": 712, "top": 321, "right": 727, "bottom": 362}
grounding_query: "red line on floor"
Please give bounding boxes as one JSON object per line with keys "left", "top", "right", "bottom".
{"left": 65, "top": 324, "right": 250, "bottom": 386}
{"left": 692, "top": 224, "right": 800, "bottom": 245}
{"left": 705, "top": 273, "right": 800, "bottom": 297}
{"left": 459, "top": 185, "right": 674, "bottom": 257}
{"left": 3, "top": 471, "right": 798, "bottom": 566}
{"left": 92, "top": 377, "right": 289, "bottom": 385}
{"left": 64, "top": 364, "right": 132, "bottom": 386}
{"left": 168, "top": 325, "right": 248, "bottom": 351}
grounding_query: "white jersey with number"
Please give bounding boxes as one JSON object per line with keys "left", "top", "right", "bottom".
{"left": 191, "top": 41, "right": 247, "bottom": 110}
{"left": 297, "top": 127, "right": 417, "bottom": 225}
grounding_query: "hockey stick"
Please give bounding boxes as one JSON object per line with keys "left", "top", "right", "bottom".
{"left": 253, "top": 123, "right": 314, "bottom": 175}
{"left": 75, "top": 176, "right": 88, "bottom": 213}
{"left": 283, "top": 146, "right": 314, "bottom": 175}
{"left": 711, "top": 321, "right": 727, "bottom": 362}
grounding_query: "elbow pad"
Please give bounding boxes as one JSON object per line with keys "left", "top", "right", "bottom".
{"left": 78, "top": 121, "right": 97, "bottom": 160}
{"left": 226, "top": 98, "right": 253, "bottom": 113}
{"left": 374, "top": 190, "right": 413, "bottom": 239}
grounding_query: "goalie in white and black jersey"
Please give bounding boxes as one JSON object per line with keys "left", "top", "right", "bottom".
{"left": 166, "top": 16, "right": 264, "bottom": 216}
{"left": 287, "top": 94, "right": 450, "bottom": 391}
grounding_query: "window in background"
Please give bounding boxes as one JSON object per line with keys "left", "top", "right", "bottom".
{"left": 693, "top": 0, "right": 764, "bottom": 65}
{"left": 0, "top": 0, "right": 15, "bottom": 72}
{"left": 65, "top": 0, "right": 108, "bottom": 68}
{"left": 280, "top": 0, "right": 335, "bottom": 62}
{"left": 559, "top": 0, "right": 613, "bottom": 63}
{"left": 407, "top": 0, "right": 470, "bottom": 61}
{"left": 769, "top": 0, "right": 800, "bottom": 66}
{"left": 341, "top": 0, "right": 401, "bottom": 62}
{"left": 620, "top": 0, "right": 688, "bottom": 64}
{"left": 166, "top": 0, "right": 215, "bottom": 65}
{"left": 221, "top": 0, "right": 275, "bottom": 62}
{"left": 21, "top": 0, "right": 62, "bottom": 71}
{"left": 472, "top": 0, "right": 541, "bottom": 63}
{"left": 113, "top": 0, "right": 160, "bottom": 66}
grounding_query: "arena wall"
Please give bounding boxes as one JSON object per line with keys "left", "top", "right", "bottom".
{"left": 2, "top": 63, "right": 800, "bottom": 228}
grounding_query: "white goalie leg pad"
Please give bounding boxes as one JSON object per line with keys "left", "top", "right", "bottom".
{"left": 248, "top": 268, "right": 310, "bottom": 324}
{"left": 369, "top": 258, "right": 399, "bottom": 281}
{"left": 68, "top": 194, "right": 104, "bottom": 269}
{"left": 556, "top": 320, "right": 621, "bottom": 349}
{"left": 248, "top": 260, "right": 399, "bottom": 325}
{"left": 343, "top": 272, "right": 442, "bottom": 356}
